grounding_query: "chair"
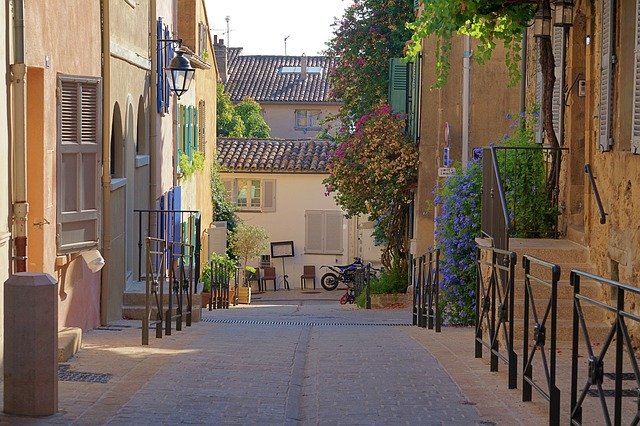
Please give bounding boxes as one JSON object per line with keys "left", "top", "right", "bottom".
{"left": 246, "top": 268, "right": 261, "bottom": 291}
{"left": 261, "top": 267, "right": 277, "bottom": 291}
{"left": 300, "top": 265, "right": 316, "bottom": 289}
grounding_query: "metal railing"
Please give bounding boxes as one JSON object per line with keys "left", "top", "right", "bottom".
{"left": 165, "top": 241, "right": 194, "bottom": 334}
{"left": 412, "top": 255, "right": 424, "bottom": 326}
{"left": 207, "top": 259, "right": 237, "bottom": 310}
{"left": 522, "top": 255, "right": 561, "bottom": 426}
{"left": 412, "top": 249, "right": 441, "bottom": 331}
{"left": 584, "top": 164, "right": 607, "bottom": 225}
{"left": 569, "top": 270, "right": 640, "bottom": 425}
{"left": 142, "top": 237, "right": 166, "bottom": 345}
{"left": 353, "top": 265, "right": 372, "bottom": 309}
{"left": 482, "top": 146, "right": 567, "bottom": 250}
{"left": 475, "top": 243, "right": 517, "bottom": 389}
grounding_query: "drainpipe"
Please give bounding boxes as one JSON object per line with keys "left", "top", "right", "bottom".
{"left": 461, "top": 35, "right": 470, "bottom": 167}
{"left": 11, "top": 0, "right": 28, "bottom": 272}
{"left": 520, "top": 29, "right": 527, "bottom": 122}
{"left": 100, "top": 0, "right": 112, "bottom": 326}
{"left": 149, "top": 0, "right": 157, "bottom": 210}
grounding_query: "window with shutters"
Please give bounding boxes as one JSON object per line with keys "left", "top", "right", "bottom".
{"left": 294, "top": 110, "right": 321, "bottom": 131}
{"left": 389, "top": 58, "right": 407, "bottom": 114}
{"left": 157, "top": 18, "right": 172, "bottom": 114}
{"left": 57, "top": 75, "right": 102, "bottom": 254}
{"left": 222, "top": 178, "right": 276, "bottom": 212}
{"left": 176, "top": 103, "right": 200, "bottom": 175}
{"left": 305, "top": 210, "right": 343, "bottom": 255}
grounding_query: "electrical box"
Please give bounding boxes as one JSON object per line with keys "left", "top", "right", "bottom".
{"left": 578, "top": 80, "right": 586, "bottom": 97}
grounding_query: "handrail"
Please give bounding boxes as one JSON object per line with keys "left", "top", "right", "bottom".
{"left": 489, "top": 146, "right": 512, "bottom": 234}
{"left": 584, "top": 164, "right": 607, "bottom": 224}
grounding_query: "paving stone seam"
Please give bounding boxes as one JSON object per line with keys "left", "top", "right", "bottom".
{"left": 284, "top": 325, "right": 312, "bottom": 424}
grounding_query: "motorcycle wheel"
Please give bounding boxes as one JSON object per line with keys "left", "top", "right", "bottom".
{"left": 320, "top": 273, "right": 339, "bottom": 291}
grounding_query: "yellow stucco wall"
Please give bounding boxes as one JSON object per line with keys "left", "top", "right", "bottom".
{"left": 0, "top": 0, "right": 10, "bottom": 370}
{"left": 414, "top": 36, "right": 520, "bottom": 254}
{"left": 24, "top": 1, "right": 102, "bottom": 330}
{"left": 261, "top": 103, "right": 340, "bottom": 139}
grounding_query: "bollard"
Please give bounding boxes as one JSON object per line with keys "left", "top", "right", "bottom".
{"left": 4, "top": 273, "right": 58, "bottom": 416}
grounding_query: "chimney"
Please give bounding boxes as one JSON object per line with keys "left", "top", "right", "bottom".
{"left": 300, "top": 53, "right": 307, "bottom": 80}
{"left": 213, "top": 37, "right": 228, "bottom": 83}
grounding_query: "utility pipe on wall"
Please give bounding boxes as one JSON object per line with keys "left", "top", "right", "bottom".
{"left": 149, "top": 0, "right": 157, "bottom": 209}
{"left": 100, "top": 0, "right": 112, "bottom": 326}
{"left": 462, "top": 35, "right": 470, "bottom": 167}
{"left": 11, "top": 0, "right": 28, "bottom": 272}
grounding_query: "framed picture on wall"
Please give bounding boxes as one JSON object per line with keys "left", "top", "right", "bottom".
{"left": 270, "top": 241, "right": 295, "bottom": 258}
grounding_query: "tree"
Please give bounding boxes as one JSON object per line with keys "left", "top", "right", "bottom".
{"left": 407, "top": 0, "right": 560, "bottom": 199}
{"left": 235, "top": 98, "right": 271, "bottom": 138}
{"left": 326, "top": 0, "right": 415, "bottom": 123}
{"left": 216, "top": 82, "right": 245, "bottom": 137}
{"left": 228, "top": 223, "right": 270, "bottom": 279}
{"left": 324, "top": 104, "right": 418, "bottom": 269}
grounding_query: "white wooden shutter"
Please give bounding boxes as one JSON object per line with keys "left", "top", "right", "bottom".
{"left": 324, "top": 211, "right": 344, "bottom": 254}
{"left": 261, "top": 179, "right": 276, "bottom": 212}
{"left": 632, "top": 0, "right": 640, "bottom": 154}
{"left": 552, "top": 27, "right": 566, "bottom": 145}
{"left": 57, "top": 76, "right": 101, "bottom": 253}
{"left": 305, "top": 210, "right": 324, "bottom": 253}
{"left": 222, "top": 178, "right": 236, "bottom": 203}
{"left": 600, "top": 0, "right": 614, "bottom": 151}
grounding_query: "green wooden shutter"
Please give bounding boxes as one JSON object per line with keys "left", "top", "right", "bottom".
{"left": 388, "top": 58, "right": 407, "bottom": 114}
{"left": 632, "top": 0, "right": 640, "bottom": 154}
{"left": 600, "top": 0, "right": 614, "bottom": 151}
{"left": 176, "top": 104, "right": 182, "bottom": 172}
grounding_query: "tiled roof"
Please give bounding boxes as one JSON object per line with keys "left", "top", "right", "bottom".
{"left": 217, "top": 138, "right": 333, "bottom": 173}
{"left": 225, "top": 54, "right": 336, "bottom": 103}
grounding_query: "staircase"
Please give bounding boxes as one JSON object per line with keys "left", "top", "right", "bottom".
{"left": 122, "top": 280, "right": 203, "bottom": 323}
{"left": 509, "top": 238, "right": 610, "bottom": 347}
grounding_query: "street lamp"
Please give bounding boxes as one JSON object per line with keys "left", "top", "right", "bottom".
{"left": 533, "top": 5, "right": 552, "bottom": 38}
{"left": 553, "top": 0, "right": 574, "bottom": 27}
{"left": 159, "top": 39, "right": 195, "bottom": 99}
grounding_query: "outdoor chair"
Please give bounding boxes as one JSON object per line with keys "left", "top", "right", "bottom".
{"left": 261, "top": 267, "right": 277, "bottom": 291}
{"left": 300, "top": 265, "right": 316, "bottom": 289}
{"left": 246, "top": 268, "right": 261, "bottom": 291}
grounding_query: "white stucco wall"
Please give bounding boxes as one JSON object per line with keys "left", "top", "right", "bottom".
{"left": 226, "top": 172, "right": 353, "bottom": 289}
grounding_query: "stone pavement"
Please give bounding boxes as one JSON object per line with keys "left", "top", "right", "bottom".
{"left": 0, "top": 289, "right": 562, "bottom": 425}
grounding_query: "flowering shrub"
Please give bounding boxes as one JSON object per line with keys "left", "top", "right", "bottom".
{"left": 435, "top": 159, "right": 482, "bottom": 326}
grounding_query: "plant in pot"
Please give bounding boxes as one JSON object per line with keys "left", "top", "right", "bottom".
{"left": 200, "top": 253, "right": 236, "bottom": 307}
{"left": 229, "top": 223, "right": 269, "bottom": 299}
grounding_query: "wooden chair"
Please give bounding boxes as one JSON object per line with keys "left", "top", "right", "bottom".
{"left": 246, "top": 268, "right": 261, "bottom": 291}
{"left": 261, "top": 267, "right": 277, "bottom": 291}
{"left": 300, "top": 265, "right": 316, "bottom": 289}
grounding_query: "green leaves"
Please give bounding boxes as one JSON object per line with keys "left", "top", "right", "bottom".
{"left": 216, "top": 83, "right": 271, "bottom": 138}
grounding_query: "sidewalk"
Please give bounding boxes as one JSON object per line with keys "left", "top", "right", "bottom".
{"left": 0, "top": 289, "right": 620, "bottom": 424}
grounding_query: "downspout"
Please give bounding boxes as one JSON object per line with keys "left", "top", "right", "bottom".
{"left": 100, "top": 0, "right": 112, "bottom": 326}
{"left": 149, "top": 0, "right": 157, "bottom": 209}
{"left": 520, "top": 29, "right": 527, "bottom": 122}
{"left": 461, "top": 35, "right": 470, "bottom": 167}
{"left": 11, "top": 0, "right": 28, "bottom": 272}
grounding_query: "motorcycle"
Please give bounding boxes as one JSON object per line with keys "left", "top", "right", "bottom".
{"left": 319, "top": 257, "right": 365, "bottom": 291}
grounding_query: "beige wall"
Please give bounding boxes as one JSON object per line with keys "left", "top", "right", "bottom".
{"left": 261, "top": 103, "right": 340, "bottom": 139}
{"left": 225, "top": 172, "right": 360, "bottom": 286}
{"left": 0, "top": 0, "right": 10, "bottom": 369}
{"left": 23, "top": 1, "right": 102, "bottom": 330}
{"left": 414, "top": 36, "right": 520, "bottom": 254}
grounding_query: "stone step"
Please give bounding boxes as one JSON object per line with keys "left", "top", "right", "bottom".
{"left": 509, "top": 238, "right": 589, "bottom": 264}
{"left": 512, "top": 278, "right": 604, "bottom": 300}
{"left": 58, "top": 327, "right": 82, "bottom": 362}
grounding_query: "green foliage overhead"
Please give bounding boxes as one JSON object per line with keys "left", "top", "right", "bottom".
{"left": 407, "top": 0, "right": 536, "bottom": 87}
{"left": 326, "top": 0, "right": 415, "bottom": 123}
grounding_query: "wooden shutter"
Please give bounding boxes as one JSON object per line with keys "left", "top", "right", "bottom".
{"left": 324, "top": 211, "right": 344, "bottom": 254}
{"left": 176, "top": 104, "right": 182, "bottom": 172}
{"left": 199, "top": 100, "right": 206, "bottom": 151}
{"left": 600, "top": 0, "right": 614, "bottom": 151}
{"left": 157, "top": 19, "right": 164, "bottom": 113}
{"left": 57, "top": 76, "right": 101, "bottom": 253}
{"left": 261, "top": 179, "right": 276, "bottom": 212}
{"left": 552, "top": 27, "right": 565, "bottom": 145}
{"left": 193, "top": 106, "right": 199, "bottom": 152}
{"left": 632, "top": 0, "right": 640, "bottom": 154}
{"left": 388, "top": 58, "right": 407, "bottom": 114}
{"left": 164, "top": 25, "right": 172, "bottom": 113}
{"left": 305, "top": 210, "right": 324, "bottom": 253}
{"left": 222, "top": 178, "right": 236, "bottom": 203}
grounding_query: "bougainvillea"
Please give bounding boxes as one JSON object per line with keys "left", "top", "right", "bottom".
{"left": 326, "top": 0, "right": 415, "bottom": 123}
{"left": 324, "top": 104, "right": 418, "bottom": 267}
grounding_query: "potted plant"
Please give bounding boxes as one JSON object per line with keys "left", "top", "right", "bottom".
{"left": 200, "top": 253, "right": 237, "bottom": 307}
{"left": 229, "top": 223, "right": 269, "bottom": 301}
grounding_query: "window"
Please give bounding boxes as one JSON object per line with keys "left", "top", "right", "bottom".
{"left": 305, "top": 210, "right": 343, "bottom": 254}
{"left": 223, "top": 178, "right": 276, "bottom": 212}
{"left": 57, "top": 75, "right": 102, "bottom": 253}
{"left": 176, "top": 104, "right": 199, "bottom": 174}
{"left": 295, "top": 109, "right": 321, "bottom": 130}
{"left": 279, "top": 66, "right": 322, "bottom": 74}
{"left": 156, "top": 18, "right": 173, "bottom": 114}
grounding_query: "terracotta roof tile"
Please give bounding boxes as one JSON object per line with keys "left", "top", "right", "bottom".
{"left": 225, "top": 53, "right": 336, "bottom": 103}
{"left": 217, "top": 138, "right": 333, "bottom": 173}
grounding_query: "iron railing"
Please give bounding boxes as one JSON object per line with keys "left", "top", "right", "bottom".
{"left": 142, "top": 237, "right": 166, "bottom": 345}
{"left": 412, "top": 249, "right": 441, "bottom": 331}
{"left": 584, "top": 164, "right": 607, "bottom": 225}
{"left": 569, "top": 270, "right": 640, "bottom": 425}
{"left": 353, "top": 265, "right": 372, "bottom": 309}
{"left": 522, "top": 255, "right": 561, "bottom": 426}
{"left": 475, "top": 243, "right": 517, "bottom": 389}
{"left": 482, "top": 146, "right": 567, "bottom": 250}
{"left": 412, "top": 255, "right": 423, "bottom": 326}
{"left": 165, "top": 241, "right": 194, "bottom": 334}
{"left": 207, "top": 259, "right": 237, "bottom": 310}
